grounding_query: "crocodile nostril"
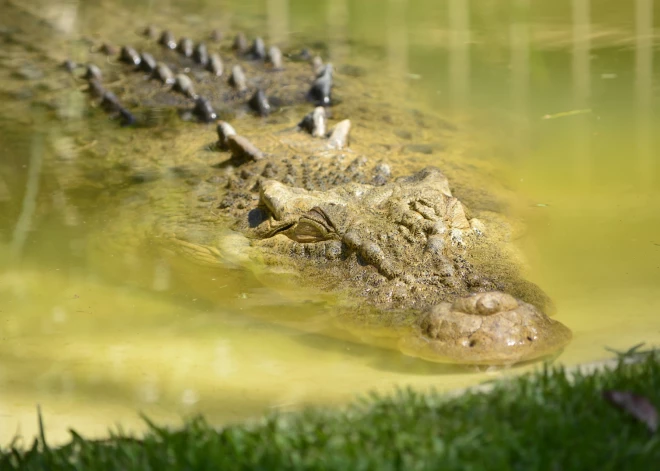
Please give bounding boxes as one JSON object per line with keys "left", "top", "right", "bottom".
{"left": 526, "top": 335, "right": 534, "bottom": 342}
{"left": 469, "top": 339, "right": 477, "bottom": 347}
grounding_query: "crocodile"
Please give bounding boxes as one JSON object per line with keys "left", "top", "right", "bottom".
{"left": 83, "top": 110, "right": 571, "bottom": 365}
{"left": 233, "top": 157, "right": 571, "bottom": 365}
{"left": 1, "top": 2, "right": 571, "bottom": 365}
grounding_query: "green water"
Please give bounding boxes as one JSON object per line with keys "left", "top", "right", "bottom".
{"left": 1, "top": 0, "right": 659, "bottom": 444}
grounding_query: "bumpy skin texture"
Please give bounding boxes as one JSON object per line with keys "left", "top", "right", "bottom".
{"left": 238, "top": 166, "right": 571, "bottom": 364}
{"left": 76, "top": 26, "right": 329, "bottom": 127}
{"left": 253, "top": 168, "right": 522, "bottom": 307}
{"left": 220, "top": 144, "right": 392, "bottom": 228}
{"left": 400, "top": 292, "right": 572, "bottom": 365}
{"left": 8, "top": 7, "right": 570, "bottom": 365}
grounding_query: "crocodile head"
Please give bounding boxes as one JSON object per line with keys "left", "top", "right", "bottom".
{"left": 399, "top": 291, "right": 572, "bottom": 365}
{"left": 253, "top": 166, "right": 516, "bottom": 304}
{"left": 248, "top": 167, "right": 571, "bottom": 364}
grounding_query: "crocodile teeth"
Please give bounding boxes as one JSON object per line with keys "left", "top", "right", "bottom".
{"left": 62, "top": 60, "right": 77, "bottom": 73}
{"left": 158, "top": 30, "right": 177, "bottom": 49}
{"left": 249, "top": 37, "right": 266, "bottom": 59}
{"left": 299, "top": 107, "right": 326, "bottom": 137}
{"left": 173, "top": 74, "right": 197, "bottom": 98}
{"left": 120, "top": 46, "right": 141, "bottom": 66}
{"left": 207, "top": 54, "right": 223, "bottom": 76}
{"left": 101, "top": 91, "right": 121, "bottom": 112}
{"left": 87, "top": 78, "right": 105, "bottom": 99}
{"left": 227, "top": 135, "right": 264, "bottom": 162}
{"left": 327, "top": 119, "right": 351, "bottom": 149}
{"left": 228, "top": 65, "right": 247, "bottom": 92}
{"left": 139, "top": 53, "right": 156, "bottom": 73}
{"left": 177, "top": 37, "right": 194, "bottom": 57}
{"left": 311, "top": 56, "right": 324, "bottom": 75}
{"left": 193, "top": 43, "right": 209, "bottom": 66}
{"left": 232, "top": 32, "right": 248, "bottom": 54}
{"left": 266, "top": 46, "right": 283, "bottom": 70}
{"left": 248, "top": 89, "right": 271, "bottom": 117}
{"left": 100, "top": 91, "right": 135, "bottom": 126}
{"left": 193, "top": 97, "right": 217, "bottom": 123}
{"left": 216, "top": 121, "right": 237, "bottom": 150}
{"left": 308, "top": 63, "right": 333, "bottom": 106}
{"left": 152, "top": 63, "right": 175, "bottom": 85}
{"left": 84, "top": 63, "right": 102, "bottom": 81}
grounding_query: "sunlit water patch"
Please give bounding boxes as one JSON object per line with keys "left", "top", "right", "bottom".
{"left": 1, "top": 0, "right": 659, "bottom": 445}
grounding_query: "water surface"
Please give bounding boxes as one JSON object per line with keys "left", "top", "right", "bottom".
{"left": 1, "top": 0, "right": 659, "bottom": 445}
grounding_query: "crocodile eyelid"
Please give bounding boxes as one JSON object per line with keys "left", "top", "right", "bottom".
{"left": 307, "top": 206, "right": 338, "bottom": 233}
{"left": 265, "top": 221, "right": 295, "bottom": 238}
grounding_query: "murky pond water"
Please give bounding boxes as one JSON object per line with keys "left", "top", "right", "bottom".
{"left": 1, "top": 0, "right": 659, "bottom": 445}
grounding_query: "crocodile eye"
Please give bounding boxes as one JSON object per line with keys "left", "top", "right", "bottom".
{"left": 292, "top": 219, "right": 331, "bottom": 242}
{"left": 290, "top": 207, "right": 335, "bottom": 243}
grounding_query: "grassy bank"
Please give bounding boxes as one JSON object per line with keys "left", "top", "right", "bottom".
{"left": 3, "top": 353, "right": 659, "bottom": 470}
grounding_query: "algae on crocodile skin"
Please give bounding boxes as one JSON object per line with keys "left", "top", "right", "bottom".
{"left": 1, "top": 0, "right": 567, "bottom": 367}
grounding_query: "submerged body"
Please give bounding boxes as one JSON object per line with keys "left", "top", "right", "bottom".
{"left": 85, "top": 114, "right": 571, "bottom": 365}
{"left": 3, "top": 4, "right": 571, "bottom": 365}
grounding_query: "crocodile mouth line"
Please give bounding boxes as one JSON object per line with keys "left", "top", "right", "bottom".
{"left": 46, "top": 18, "right": 574, "bottom": 365}
{"left": 263, "top": 221, "right": 296, "bottom": 238}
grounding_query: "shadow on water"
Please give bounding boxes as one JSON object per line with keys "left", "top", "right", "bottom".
{"left": 291, "top": 331, "right": 470, "bottom": 376}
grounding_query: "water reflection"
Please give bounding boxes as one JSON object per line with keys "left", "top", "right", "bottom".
{"left": 387, "top": 0, "right": 408, "bottom": 85}
{"left": 448, "top": 0, "right": 470, "bottom": 111}
{"left": 572, "top": 0, "right": 592, "bottom": 186}
{"left": 510, "top": 0, "right": 530, "bottom": 159}
{"left": 326, "top": 0, "right": 349, "bottom": 62}
{"left": 9, "top": 133, "right": 43, "bottom": 261}
{"left": 635, "top": 0, "right": 654, "bottom": 187}
{"left": 267, "top": 0, "right": 289, "bottom": 46}
{"left": 1, "top": 0, "right": 660, "bottom": 447}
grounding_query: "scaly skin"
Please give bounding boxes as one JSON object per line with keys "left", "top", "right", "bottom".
{"left": 243, "top": 166, "right": 571, "bottom": 364}
{"left": 0, "top": 2, "right": 571, "bottom": 365}
{"left": 82, "top": 29, "right": 570, "bottom": 365}
{"left": 117, "top": 127, "right": 570, "bottom": 365}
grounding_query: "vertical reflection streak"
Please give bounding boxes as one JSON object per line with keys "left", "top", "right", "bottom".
{"left": 387, "top": 0, "right": 408, "bottom": 92}
{"left": 448, "top": 0, "right": 470, "bottom": 111}
{"left": 267, "top": 0, "right": 289, "bottom": 46}
{"left": 327, "top": 0, "right": 349, "bottom": 62}
{"left": 510, "top": 0, "right": 530, "bottom": 164}
{"left": 636, "top": 0, "right": 654, "bottom": 187}
{"left": 10, "top": 133, "right": 44, "bottom": 261}
{"left": 572, "top": 0, "right": 591, "bottom": 185}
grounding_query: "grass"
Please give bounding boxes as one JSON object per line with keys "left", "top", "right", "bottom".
{"left": 3, "top": 352, "right": 660, "bottom": 470}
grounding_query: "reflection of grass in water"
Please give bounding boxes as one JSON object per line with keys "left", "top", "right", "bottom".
{"left": 3, "top": 354, "right": 659, "bottom": 469}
